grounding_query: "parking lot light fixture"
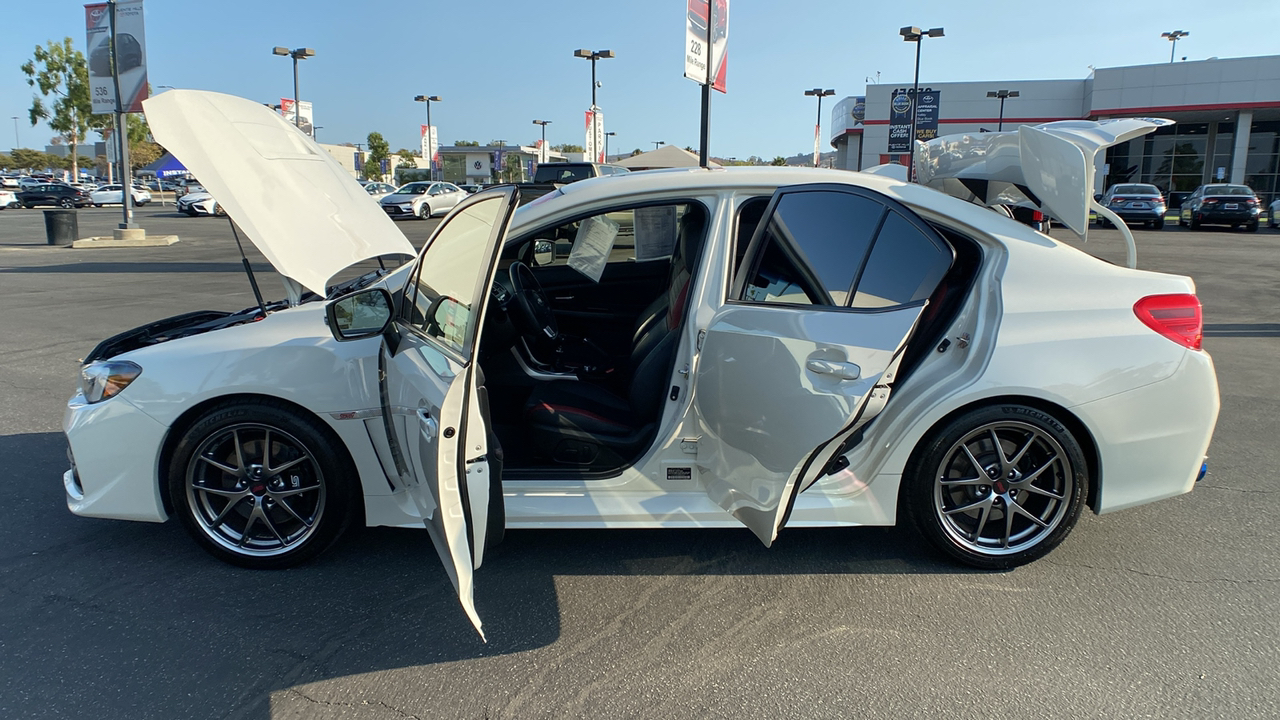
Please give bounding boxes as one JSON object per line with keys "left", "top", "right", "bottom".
{"left": 986, "top": 89, "right": 1020, "bottom": 131}
{"left": 415, "top": 95, "right": 442, "bottom": 179}
{"left": 653, "top": 141, "right": 665, "bottom": 150}
{"left": 573, "top": 49, "right": 615, "bottom": 108}
{"left": 605, "top": 131, "right": 616, "bottom": 160}
{"left": 272, "top": 47, "right": 316, "bottom": 133}
{"left": 533, "top": 120, "right": 552, "bottom": 163}
{"left": 1161, "top": 30, "right": 1189, "bottom": 63}
{"left": 804, "top": 88, "right": 836, "bottom": 167}
{"left": 899, "top": 26, "right": 943, "bottom": 181}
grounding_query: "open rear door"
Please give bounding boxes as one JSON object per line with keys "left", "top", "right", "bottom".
{"left": 380, "top": 187, "right": 518, "bottom": 639}
{"left": 692, "top": 184, "right": 953, "bottom": 546}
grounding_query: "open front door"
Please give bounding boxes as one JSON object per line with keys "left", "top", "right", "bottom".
{"left": 380, "top": 187, "right": 518, "bottom": 639}
{"left": 693, "top": 184, "right": 954, "bottom": 546}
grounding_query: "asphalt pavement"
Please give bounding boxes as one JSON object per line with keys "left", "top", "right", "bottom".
{"left": 0, "top": 205, "right": 1277, "bottom": 719}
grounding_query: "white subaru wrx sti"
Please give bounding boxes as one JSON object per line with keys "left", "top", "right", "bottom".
{"left": 64, "top": 91, "right": 1218, "bottom": 636}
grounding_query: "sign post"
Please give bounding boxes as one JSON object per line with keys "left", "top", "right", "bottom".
{"left": 87, "top": 0, "right": 148, "bottom": 231}
{"left": 684, "top": 0, "right": 729, "bottom": 167}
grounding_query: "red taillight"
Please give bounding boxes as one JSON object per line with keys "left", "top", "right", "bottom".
{"left": 1031, "top": 210, "right": 1044, "bottom": 222}
{"left": 1134, "top": 294, "right": 1202, "bottom": 350}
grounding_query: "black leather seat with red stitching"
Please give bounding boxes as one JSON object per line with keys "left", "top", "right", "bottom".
{"left": 524, "top": 205, "right": 707, "bottom": 467}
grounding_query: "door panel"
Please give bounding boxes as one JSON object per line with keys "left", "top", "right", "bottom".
{"left": 693, "top": 303, "right": 924, "bottom": 546}
{"left": 379, "top": 187, "right": 518, "bottom": 639}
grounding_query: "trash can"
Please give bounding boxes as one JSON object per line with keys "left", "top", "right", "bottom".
{"left": 44, "top": 209, "right": 78, "bottom": 246}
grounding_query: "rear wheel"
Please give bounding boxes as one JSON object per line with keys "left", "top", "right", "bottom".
{"left": 59, "top": 198, "right": 74, "bottom": 208}
{"left": 1190, "top": 216, "right": 1201, "bottom": 229}
{"left": 902, "top": 404, "right": 1088, "bottom": 569}
{"left": 1153, "top": 217, "right": 1165, "bottom": 230}
{"left": 1246, "top": 221, "right": 1258, "bottom": 232}
{"left": 168, "top": 400, "right": 358, "bottom": 569}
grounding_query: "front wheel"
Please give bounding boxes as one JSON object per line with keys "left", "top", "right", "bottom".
{"left": 418, "top": 202, "right": 432, "bottom": 219}
{"left": 167, "top": 400, "right": 358, "bottom": 569}
{"left": 901, "top": 404, "right": 1088, "bottom": 569}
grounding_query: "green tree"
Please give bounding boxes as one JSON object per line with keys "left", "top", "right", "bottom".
{"left": 770, "top": 156, "right": 787, "bottom": 166}
{"left": 20, "top": 37, "right": 111, "bottom": 180}
{"left": 552, "top": 143, "right": 584, "bottom": 153}
{"left": 454, "top": 140, "right": 480, "bottom": 147}
{"left": 11, "top": 148, "right": 51, "bottom": 170}
{"left": 630, "top": 148, "right": 642, "bottom": 157}
{"left": 395, "top": 148, "right": 418, "bottom": 168}
{"left": 364, "top": 131, "right": 390, "bottom": 181}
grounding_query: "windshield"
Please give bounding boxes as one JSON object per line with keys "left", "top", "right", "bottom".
{"left": 1114, "top": 184, "right": 1159, "bottom": 195}
{"left": 534, "top": 165, "right": 593, "bottom": 184}
{"left": 1205, "top": 185, "right": 1253, "bottom": 196}
{"left": 395, "top": 183, "right": 430, "bottom": 195}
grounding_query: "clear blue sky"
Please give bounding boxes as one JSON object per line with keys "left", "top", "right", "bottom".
{"left": 5, "top": 0, "right": 1279, "bottom": 160}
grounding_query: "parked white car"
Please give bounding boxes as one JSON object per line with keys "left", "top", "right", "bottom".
{"left": 66, "top": 91, "right": 1220, "bottom": 638}
{"left": 176, "top": 190, "right": 221, "bottom": 216}
{"left": 379, "top": 180, "right": 467, "bottom": 219}
{"left": 361, "top": 182, "right": 398, "bottom": 202}
{"left": 90, "top": 184, "right": 152, "bottom": 207}
{"left": 0, "top": 189, "right": 18, "bottom": 209}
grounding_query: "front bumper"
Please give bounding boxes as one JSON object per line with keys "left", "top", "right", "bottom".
{"left": 63, "top": 391, "right": 169, "bottom": 522}
{"left": 1109, "top": 206, "right": 1164, "bottom": 223}
{"left": 381, "top": 204, "right": 415, "bottom": 218}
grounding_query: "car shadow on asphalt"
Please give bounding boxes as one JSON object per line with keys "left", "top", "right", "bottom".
{"left": 0, "top": 430, "right": 960, "bottom": 720}
{"left": 1203, "top": 323, "right": 1280, "bottom": 338}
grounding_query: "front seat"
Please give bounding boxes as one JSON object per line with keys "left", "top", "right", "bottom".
{"left": 523, "top": 206, "right": 707, "bottom": 467}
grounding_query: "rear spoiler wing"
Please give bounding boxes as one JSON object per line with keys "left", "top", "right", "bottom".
{"left": 913, "top": 118, "right": 1174, "bottom": 267}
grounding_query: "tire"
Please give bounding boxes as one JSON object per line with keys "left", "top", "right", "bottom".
{"left": 901, "top": 404, "right": 1088, "bottom": 569}
{"left": 1246, "top": 221, "right": 1258, "bottom": 232}
{"left": 167, "top": 400, "right": 359, "bottom": 569}
{"left": 59, "top": 198, "right": 74, "bottom": 208}
{"left": 418, "top": 202, "right": 432, "bottom": 220}
{"left": 1190, "top": 217, "right": 1201, "bottom": 230}
{"left": 213, "top": 204, "right": 226, "bottom": 217}
{"left": 1153, "top": 218, "right": 1165, "bottom": 230}
{"left": 94, "top": 203, "right": 102, "bottom": 208}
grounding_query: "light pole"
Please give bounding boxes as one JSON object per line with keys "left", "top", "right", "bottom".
{"left": 653, "top": 141, "right": 665, "bottom": 150}
{"left": 572, "top": 49, "right": 615, "bottom": 108}
{"left": 605, "top": 131, "right": 616, "bottom": 160}
{"left": 414, "top": 94, "right": 441, "bottom": 179}
{"left": 899, "top": 26, "right": 944, "bottom": 182}
{"left": 532, "top": 119, "right": 551, "bottom": 164}
{"left": 272, "top": 46, "right": 315, "bottom": 133}
{"left": 1161, "top": 30, "right": 1188, "bottom": 63}
{"left": 986, "top": 89, "right": 1019, "bottom": 131}
{"left": 313, "top": 126, "right": 323, "bottom": 141}
{"left": 11, "top": 116, "right": 17, "bottom": 150}
{"left": 804, "top": 88, "right": 835, "bottom": 167}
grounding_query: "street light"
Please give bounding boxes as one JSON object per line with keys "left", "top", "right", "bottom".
{"left": 605, "top": 131, "right": 616, "bottom": 160}
{"left": 572, "top": 49, "right": 615, "bottom": 108}
{"left": 899, "top": 26, "right": 944, "bottom": 181}
{"left": 313, "top": 126, "right": 324, "bottom": 141}
{"left": 985, "top": 89, "right": 1020, "bottom": 131}
{"left": 532, "top": 119, "right": 551, "bottom": 163}
{"left": 1161, "top": 30, "right": 1189, "bottom": 63}
{"left": 11, "top": 116, "right": 18, "bottom": 150}
{"left": 653, "top": 141, "right": 665, "bottom": 150}
{"left": 804, "top": 88, "right": 835, "bottom": 167}
{"left": 414, "top": 94, "right": 441, "bottom": 178}
{"left": 271, "top": 46, "right": 316, "bottom": 133}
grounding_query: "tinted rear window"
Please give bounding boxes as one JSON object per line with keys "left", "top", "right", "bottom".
{"left": 1205, "top": 186, "right": 1253, "bottom": 196}
{"left": 1114, "top": 185, "right": 1159, "bottom": 195}
{"left": 534, "top": 165, "right": 593, "bottom": 183}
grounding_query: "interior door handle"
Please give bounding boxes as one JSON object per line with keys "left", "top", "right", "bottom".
{"left": 417, "top": 409, "right": 438, "bottom": 442}
{"left": 806, "top": 359, "right": 861, "bottom": 380}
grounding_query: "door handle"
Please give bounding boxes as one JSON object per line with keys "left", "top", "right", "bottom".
{"left": 806, "top": 359, "right": 861, "bottom": 380}
{"left": 417, "top": 409, "right": 438, "bottom": 442}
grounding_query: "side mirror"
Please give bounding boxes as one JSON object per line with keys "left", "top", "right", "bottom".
{"left": 326, "top": 288, "right": 393, "bottom": 341}
{"left": 532, "top": 239, "right": 555, "bottom": 266}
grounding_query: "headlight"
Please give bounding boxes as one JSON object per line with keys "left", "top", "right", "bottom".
{"left": 79, "top": 360, "right": 143, "bottom": 403}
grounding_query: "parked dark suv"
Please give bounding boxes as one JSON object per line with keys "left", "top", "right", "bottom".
{"left": 16, "top": 183, "right": 92, "bottom": 209}
{"left": 1179, "top": 184, "right": 1261, "bottom": 231}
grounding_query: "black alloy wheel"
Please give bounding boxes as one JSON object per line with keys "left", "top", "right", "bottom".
{"left": 902, "top": 404, "right": 1088, "bottom": 569}
{"left": 168, "top": 400, "right": 358, "bottom": 569}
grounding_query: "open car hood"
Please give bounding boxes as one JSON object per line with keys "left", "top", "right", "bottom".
{"left": 144, "top": 90, "right": 414, "bottom": 296}
{"left": 914, "top": 118, "right": 1173, "bottom": 238}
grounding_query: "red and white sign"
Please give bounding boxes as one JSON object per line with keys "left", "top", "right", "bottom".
{"left": 85, "top": 0, "right": 149, "bottom": 114}
{"left": 420, "top": 125, "right": 439, "bottom": 169}
{"left": 279, "top": 98, "right": 314, "bottom": 137}
{"left": 683, "top": 0, "right": 728, "bottom": 93}
{"left": 584, "top": 108, "right": 605, "bottom": 164}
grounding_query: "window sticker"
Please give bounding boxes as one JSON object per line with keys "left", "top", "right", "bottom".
{"left": 633, "top": 205, "right": 679, "bottom": 262}
{"left": 567, "top": 214, "right": 620, "bottom": 283}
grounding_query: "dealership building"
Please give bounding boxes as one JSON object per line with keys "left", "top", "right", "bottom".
{"left": 830, "top": 54, "right": 1280, "bottom": 205}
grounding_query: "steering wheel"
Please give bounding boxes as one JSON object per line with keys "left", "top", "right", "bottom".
{"left": 507, "top": 260, "right": 559, "bottom": 342}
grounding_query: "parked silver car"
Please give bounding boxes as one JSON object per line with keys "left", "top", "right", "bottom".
{"left": 379, "top": 181, "right": 467, "bottom": 219}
